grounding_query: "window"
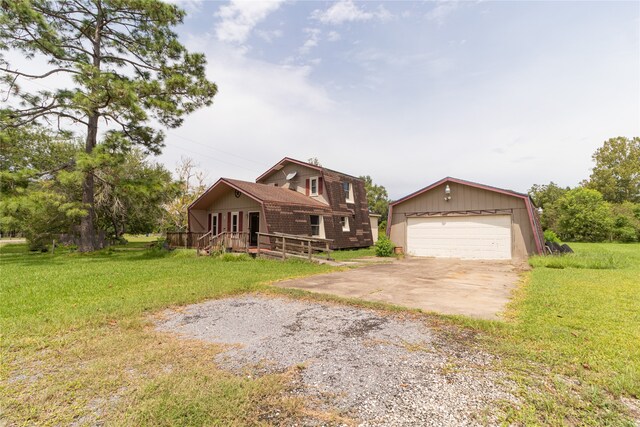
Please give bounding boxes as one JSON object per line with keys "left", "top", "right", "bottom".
{"left": 310, "top": 178, "right": 318, "bottom": 195}
{"left": 211, "top": 213, "right": 218, "bottom": 234}
{"left": 341, "top": 216, "right": 350, "bottom": 232}
{"left": 231, "top": 212, "right": 238, "bottom": 233}
{"left": 343, "top": 182, "right": 354, "bottom": 203}
{"left": 310, "top": 215, "right": 321, "bottom": 236}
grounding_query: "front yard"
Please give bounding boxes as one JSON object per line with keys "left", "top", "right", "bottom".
{"left": 1, "top": 240, "right": 638, "bottom": 425}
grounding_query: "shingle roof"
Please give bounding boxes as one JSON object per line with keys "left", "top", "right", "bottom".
{"left": 223, "top": 178, "right": 330, "bottom": 208}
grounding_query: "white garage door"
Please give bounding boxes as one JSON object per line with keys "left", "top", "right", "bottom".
{"left": 406, "top": 215, "right": 512, "bottom": 259}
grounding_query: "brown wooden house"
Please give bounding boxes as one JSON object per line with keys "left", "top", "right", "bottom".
{"left": 187, "top": 158, "right": 374, "bottom": 250}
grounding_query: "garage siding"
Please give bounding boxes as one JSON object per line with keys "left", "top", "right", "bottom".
{"left": 389, "top": 181, "right": 536, "bottom": 258}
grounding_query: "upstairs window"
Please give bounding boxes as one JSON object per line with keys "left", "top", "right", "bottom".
{"left": 343, "top": 182, "right": 354, "bottom": 203}
{"left": 310, "top": 178, "right": 318, "bottom": 196}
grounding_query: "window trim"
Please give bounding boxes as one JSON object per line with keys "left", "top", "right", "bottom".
{"left": 310, "top": 215, "right": 322, "bottom": 237}
{"left": 310, "top": 177, "right": 319, "bottom": 196}
{"left": 343, "top": 181, "right": 354, "bottom": 203}
{"left": 341, "top": 216, "right": 350, "bottom": 232}
{"left": 211, "top": 212, "right": 218, "bottom": 234}
{"left": 231, "top": 212, "right": 239, "bottom": 233}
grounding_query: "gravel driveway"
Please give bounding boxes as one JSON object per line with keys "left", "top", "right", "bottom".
{"left": 157, "top": 295, "right": 513, "bottom": 426}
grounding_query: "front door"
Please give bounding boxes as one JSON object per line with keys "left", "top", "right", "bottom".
{"left": 249, "top": 212, "right": 260, "bottom": 246}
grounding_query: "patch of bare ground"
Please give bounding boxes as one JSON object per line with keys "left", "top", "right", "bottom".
{"left": 157, "top": 294, "right": 516, "bottom": 426}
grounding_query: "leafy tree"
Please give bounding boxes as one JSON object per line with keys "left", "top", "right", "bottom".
{"left": 611, "top": 201, "right": 640, "bottom": 242}
{"left": 162, "top": 157, "right": 208, "bottom": 232}
{"left": 360, "top": 175, "right": 390, "bottom": 222}
{"left": 586, "top": 136, "right": 640, "bottom": 203}
{"left": 94, "top": 149, "right": 178, "bottom": 240}
{"left": 1, "top": 0, "right": 217, "bottom": 251}
{"left": 528, "top": 182, "right": 569, "bottom": 231}
{"left": 555, "top": 188, "right": 613, "bottom": 242}
{"left": 307, "top": 157, "right": 322, "bottom": 166}
{"left": 0, "top": 126, "right": 85, "bottom": 249}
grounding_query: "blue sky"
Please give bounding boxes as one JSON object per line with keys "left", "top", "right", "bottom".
{"left": 160, "top": 1, "right": 637, "bottom": 198}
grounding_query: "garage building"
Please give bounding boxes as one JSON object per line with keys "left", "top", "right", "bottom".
{"left": 388, "top": 177, "right": 544, "bottom": 259}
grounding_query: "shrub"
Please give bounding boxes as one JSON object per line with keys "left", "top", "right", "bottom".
{"left": 556, "top": 188, "right": 613, "bottom": 242}
{"left": 613, "top": 226, "right": 638, "bottom": 243}
{"left": 375, "top": 235, "right": 395, "bottom": 257}
{"left": 543, "top": 229, "right": 561, "bottom": 243}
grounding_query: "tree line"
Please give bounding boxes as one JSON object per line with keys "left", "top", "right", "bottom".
{"left": 529, "top": 136, "right": 640, "bottom": 242}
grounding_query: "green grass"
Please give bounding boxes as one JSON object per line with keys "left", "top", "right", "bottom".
{"left": 2, "top": 241, "right": 639, "bottom": 426}
{"left": 486, "top": 243, "right": 640, "bottom": 425}
{"left": 0, "top": 243, "right": 335, "bottom": 425}
{"left": 330, "top": 246, "right": 377, "bottom": 261}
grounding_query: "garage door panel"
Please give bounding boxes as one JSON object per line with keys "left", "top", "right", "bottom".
{"left": 406, "top": 215, "right": 512, "bottom": 259}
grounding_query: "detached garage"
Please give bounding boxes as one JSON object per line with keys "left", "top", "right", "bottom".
{"left": 388, "top": 177, "right": 544, "bottom": 259}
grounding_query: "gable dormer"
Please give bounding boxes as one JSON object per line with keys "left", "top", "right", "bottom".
{"left": 256, "top": 158, "right": 329, "bottom": 205}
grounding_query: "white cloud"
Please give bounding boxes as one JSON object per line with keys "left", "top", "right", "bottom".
{"left": 312, "top": 0, "right": 391, "bottom": 25}
{"left": 215, "top": 0, "right": 285, "bottom": 44}
{"left": 299, "top": 28, "right": 321, "bottom": 55}
{"left": 256, "top": 28, "right": 283, "bottom": 43}
{"left": 426, "top": 1, "right": 460, "bottom": 25}
{"left": 327, "top": 30, "right": 341, "bottom": 42}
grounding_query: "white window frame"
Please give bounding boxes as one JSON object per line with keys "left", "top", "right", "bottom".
{"left": 343, "top": 182, "right": 354, "bottom": 203}
{"left": 310, "top": 215, "right": 324, "bottom": 237}
{"left": 310, "top": 177, "right": 318, "bottom": 196}
{"left": 341, "top": 216, "right": 350, "bottom": 232}
{"left": 231, "top": 212, "right": 239, "bottom": 233}
{"left": 211, "top": 212, "right": 218, "bottom": 234}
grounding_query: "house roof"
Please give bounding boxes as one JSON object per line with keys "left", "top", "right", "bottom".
{"left": 255, "top": 157, "right": 362, "bottom": 182}
{"left": 390, "top": 176, "right": 530, "bottom": 207}
{"left": 189, "top": 178, "right": 330, "bottom": 210}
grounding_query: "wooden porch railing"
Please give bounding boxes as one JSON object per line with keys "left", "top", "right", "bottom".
{"left": 166, "top": 232, "right": 209, "bottom": 249}
{"left": 166, "top": 231, "right": 249, "bottom": 252}
{"left": 256, "top": 232, "right": 333, "bottom": 260}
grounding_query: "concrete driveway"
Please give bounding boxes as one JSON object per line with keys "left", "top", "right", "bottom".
{"left": 274, "top": 257, "right": 524, "bottom": 320}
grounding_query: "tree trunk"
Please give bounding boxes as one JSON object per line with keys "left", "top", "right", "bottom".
{"left": 78, "top": 4, "right": 103, "bottom": 252}
{"left": 78, "top": 113, "right": 99, "bottom": 252}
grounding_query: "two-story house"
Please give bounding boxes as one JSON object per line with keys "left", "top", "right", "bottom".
{"left": 187, "top": 157, "right": 374, "bottom": 249}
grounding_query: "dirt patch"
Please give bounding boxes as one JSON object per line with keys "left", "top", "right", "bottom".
{"left": 157, "top": 295, "right": 514, "bottom": 426}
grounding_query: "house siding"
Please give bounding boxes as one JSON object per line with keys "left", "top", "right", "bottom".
{"left": 389, "top": 181, "right": 537, "bottom": 258}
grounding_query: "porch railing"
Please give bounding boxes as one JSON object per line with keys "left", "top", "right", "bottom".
{"left": 166, "top": 231, "right": 249, "bottom": 252}
{"left": 256, "top": 232, "right": 333, "bottom": 260}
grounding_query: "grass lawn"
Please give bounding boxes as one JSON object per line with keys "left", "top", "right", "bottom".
{"left": 1, "top": 241, "right": 638, "bottom": 425}
{"left": 481, "top": 242, "right": 640, "bottom": 425}
{"left": 0, "top": 243, "right": 334, "bottom": 426}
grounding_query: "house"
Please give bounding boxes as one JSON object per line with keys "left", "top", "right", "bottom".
{"left": 388, "top": 177, "right": 544, "bottom": 259}
{"left": 188, "top": 157, "right": 374, "bottom": 250}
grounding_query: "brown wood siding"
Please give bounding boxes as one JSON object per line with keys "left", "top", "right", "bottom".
{"left": 389, "top": 181, "right": 536, "bottom": 258}
{"left": 321, "top": 170, "right": 373, "bottom": 249}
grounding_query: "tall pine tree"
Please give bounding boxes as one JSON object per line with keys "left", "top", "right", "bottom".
{"left": 0, "top": 0, "right": 217, "bottom": 251}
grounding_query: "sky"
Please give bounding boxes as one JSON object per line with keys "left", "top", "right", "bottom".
{"left": 6, "top": 0, "right": 640, "bottom": 199}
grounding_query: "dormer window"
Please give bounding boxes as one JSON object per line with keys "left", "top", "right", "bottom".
{"left": 343, "top": 181, "right": 354, "bottom": 203}
{"left": 310, "top": 178, "right": 318, "bottom": 195}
